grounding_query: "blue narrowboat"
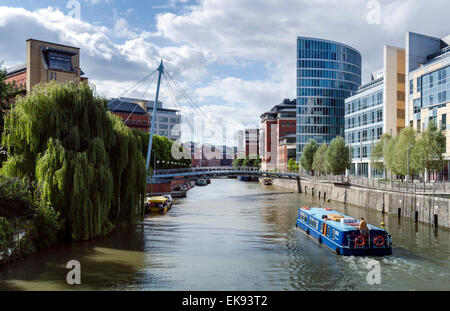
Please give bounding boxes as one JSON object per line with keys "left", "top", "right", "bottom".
{"left": 295, "top": 207, "right": 392, "bottom": 256}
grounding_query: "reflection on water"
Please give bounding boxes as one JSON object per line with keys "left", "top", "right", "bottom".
{"left": 0, "top": 178, "right": 449, "bottom": 290}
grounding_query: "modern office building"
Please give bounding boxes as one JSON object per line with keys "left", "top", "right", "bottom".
{"left": 108, "top": 97, "right": 181, "bottom": 140}
{"left": 244, "top": 129, "right": 260, "bottom": 158}
{"left": 260, "top": 98, "right": 297, "bottom": 170}
{"left": 345, "top": 46, "right": 406, "bottom": 178}
{"left": 5, "top": 39, "right": 87, "bottom": 93}
{"left": 237, "top": 130, "right": 245, "bottom": 158}
{"left": 406, "top": 32, "right": 450, "bottom": 180}
{"left": 296, "top": 37, "right": 362, "bottom": 161}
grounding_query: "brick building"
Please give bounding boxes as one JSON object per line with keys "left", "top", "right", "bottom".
{"left": 107, "top": 99, "right": 149, "bottom": 133}
{"left": 5, "top": 39, "right": 87, "bottom": 93}
{"left": 260, "top": 99, "right": 297, "bottom": 170}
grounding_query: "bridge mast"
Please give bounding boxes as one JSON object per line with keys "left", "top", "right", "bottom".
{"left": 146, "top": 59, "right": 164, "bottom": 172}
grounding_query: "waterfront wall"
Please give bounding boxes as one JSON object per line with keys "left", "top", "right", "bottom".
{"left": 270, "top": 179, "right": 450, "bottom": 229}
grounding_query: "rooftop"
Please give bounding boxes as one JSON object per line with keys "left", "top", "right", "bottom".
{"left": 107, "top": 99, "right": 147, "bottom": 115}
{"left": 300, "top": 207, "right": 384, "bottom": 231}
{"left": 6, "top": 63, "right": 26, "bottom": 76}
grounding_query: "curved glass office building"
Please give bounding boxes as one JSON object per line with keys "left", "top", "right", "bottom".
{"left": 296, "top": 37, "right": 362, "bottom": 160}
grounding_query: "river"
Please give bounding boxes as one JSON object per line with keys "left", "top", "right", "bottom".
{"left": 0, "top": 178, "right": 449, "bottom": 290}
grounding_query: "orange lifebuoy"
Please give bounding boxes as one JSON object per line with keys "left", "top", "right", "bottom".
{"left": 354, "top": 235, "right": 366, "bottom": 248}
{"left": 374, "top": 235, "right": 385, "bottom": 247}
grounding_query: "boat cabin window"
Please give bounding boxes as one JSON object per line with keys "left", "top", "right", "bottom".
{"left": 299, "top": 212, "right": 308, "bottom": 223}
{"left": 309, "top": 218, "right": 319, "bottom": 230}
{"left": 332, "top": 229, "right": 335, "bottom": 240}
{"left": 327, "top": 227, "right": 330, "bottom": 237}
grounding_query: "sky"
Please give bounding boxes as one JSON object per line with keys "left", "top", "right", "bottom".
{"left": 0, "top": 0, "right": 449, "bottom": 146}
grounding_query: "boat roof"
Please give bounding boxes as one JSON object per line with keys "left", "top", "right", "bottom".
{"left": 299, "top": 207, "right": 385, "bottom": 232}
{"left": 147, "top": 196, "right": 169, "bottom": 203}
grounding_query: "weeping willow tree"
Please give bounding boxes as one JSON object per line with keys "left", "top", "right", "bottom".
{"left": 1, "top": 81, "right": 146, "bottom": 241}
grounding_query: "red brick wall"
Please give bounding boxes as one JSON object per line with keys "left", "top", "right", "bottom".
{"left": 112, "top": 112, "right": 149, "bottom": 133}
{"left": 5, "top": 71, "right": 27, "bottom": 90}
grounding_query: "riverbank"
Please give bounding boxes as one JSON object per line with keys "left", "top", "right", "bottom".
{"left": 269, "top": 178, "right": 450, "bottom": 229}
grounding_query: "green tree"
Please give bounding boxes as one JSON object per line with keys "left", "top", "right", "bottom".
{"left": 313, "top": 143, "right": 328, "bottom": 176}
{"left": 370, "top": 133, "right": 392, "bottom": 177}
{"left": 300, "top": 139, "right": 318, "bottom": 174}
{"left": 325, "top": 136, "right": 349, "bottom": 176}
{"left": 388, "top": 127, "right": 416, "bottom": 178}
{"left": 287, "top": 158, "right": 296, "bottom": 171}
{"left": 233, "top": 157, "right": 244, "bottom": 168}
{"left": 1, "top": 66, "right": 24, "bottom": 166}
{"left": 241, "top": 154, "right": 261, "bottom": 167}
{"left": 411, "top": 122, "right": 446, "bottom": 179}
{"left": 1, "top": 81, "right": 146, "bottom": 241}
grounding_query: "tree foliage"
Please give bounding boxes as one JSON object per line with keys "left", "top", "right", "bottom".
{"left": 300, "top": 139, "right": 318, "bottom": 173}
{"left": 242, "top": 154, "right": 261, "bottom": 167}
{"left": 287, "top": 158, "right": 299, "bottom": 172}
{"left": 386, "top": 127, "right": 416, "bottom": 177}
{"left": 1, "top": 66, "right": 24, "bottom": 166}
{"left": 411, "top": 122, "right": 446, "bottom": 176}
{"left": 1, "top": 82, "right": 146, "bottom": 241}
{"left": 313, "top": 143, "right": 328, "bottom": 176}
{"left": 325, "top": 136, "right": 349, "bottom": 175}
{"left": 233, "top": 157, "right": 245, "bottom": 168}
{"left": 370, "top": 133, "right": 392, "bottom": 172}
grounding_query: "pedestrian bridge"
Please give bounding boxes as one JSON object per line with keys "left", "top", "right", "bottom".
{"left": 148, "top": 167, "right": 303, "bottom": 183}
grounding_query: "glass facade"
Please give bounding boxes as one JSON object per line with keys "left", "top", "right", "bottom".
{"left": 47, "top": 52, "right": 73, "bottom": 72}
{"left": 345, "top": 80, "right": 383, "bottom": 177}
{"left": 296, "top": 37, "right": 361, "bottom": 160}
{"left": 419, "top": 65, "right": 449, "bottom": 109}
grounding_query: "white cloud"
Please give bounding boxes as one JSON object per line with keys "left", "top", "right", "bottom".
{"left": 1, "top": 1, "right": 449, "bottom": 145}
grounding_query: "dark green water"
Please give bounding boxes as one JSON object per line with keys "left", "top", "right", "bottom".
{"left": 0, "top": 178, "right": 449, "bottom": 290}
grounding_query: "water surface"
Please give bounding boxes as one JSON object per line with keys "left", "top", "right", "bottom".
{"left": 0, "top": 178, "right": 449, "bottom": 290}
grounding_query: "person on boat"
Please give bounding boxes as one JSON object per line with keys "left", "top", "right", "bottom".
{"left": 359, "top": 218, "right": 369, "bottom": 236}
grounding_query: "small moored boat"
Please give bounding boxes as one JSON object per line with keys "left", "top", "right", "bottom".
{"left": 146, "top": 196, "right": 172, "bottom": 213}
{"left": 196, "top": 179, "right": 208, "bottom": 186}
{"left": 263, "top": 178, "right": 273, "bottom": 186}
{"left": 295, "top": 207, "right": 392, "bottom": 256}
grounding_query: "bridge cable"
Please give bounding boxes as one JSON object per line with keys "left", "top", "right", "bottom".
{"left": 110, "top": 69, "right": 157, "bottom": 113}
{"left": 162, "top": 72, "right": 199, "bottom": 142}
{"left": 163, "top": 69, "right": 226, "bottom": 143}
{"left": 120, "top": 70, "right": 158, "bottom": 125}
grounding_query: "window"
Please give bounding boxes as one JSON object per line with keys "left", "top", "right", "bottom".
{"left": 309, "top": 218, "right": 318, "bottom": 230}
{"left": 441, "top": 114, "right": 447, "bottom": 130}
{"left": 159, "top": 117, "right": 169, "bottom": 123}
{"left": 410, "top": 80, "right": 414, "bottom": 95}
{"left": 48, "top": 52, "right": 73, "bottom": 72}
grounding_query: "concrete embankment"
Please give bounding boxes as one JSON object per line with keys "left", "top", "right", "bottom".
{"left": 270, "top": 178, "right": 450, "bottom": 229}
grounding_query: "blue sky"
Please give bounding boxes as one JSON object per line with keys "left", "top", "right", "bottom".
{"left": 0, "top": 0, "right": 449, "bottom": 145}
